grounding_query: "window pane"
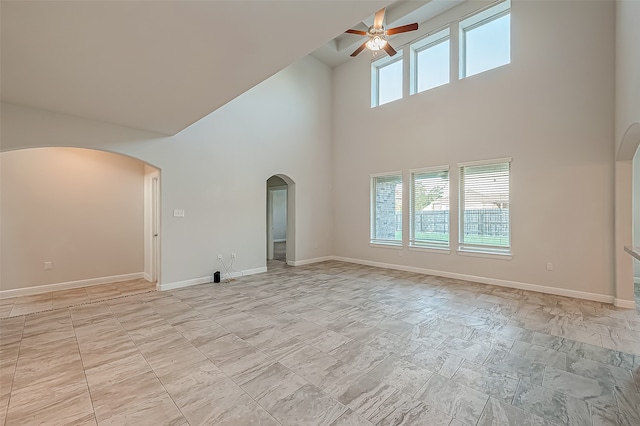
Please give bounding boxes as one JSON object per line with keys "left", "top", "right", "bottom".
{"left": 460, "top": 162, "right": 510, "bottom": 249}
{"left": 411, "top": 169, "right": 449, "bottom": 248}
{"left": 416, "top": 39, "right": 450, "bottom": 93}
{"left": 372, "top": 175, "right": 402, "bottom": 243}
{"left": 465, "top": 13, "right": 510, "bottom": 77}
{"left": 378, "top": 60, "right": 403, "bottom": 105}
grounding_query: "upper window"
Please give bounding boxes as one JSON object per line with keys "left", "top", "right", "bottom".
{"left": 460, "top": 0, "right": 511, "bottom": 78}
{"left": 459, "top": 159, "right": 511, "bottom": 254}
{"left": 410, "top": 167, "right": 450, "bottom": 249}
{"left": 371, "top": 173, "right": 403, "bottom": 245}
{"left": 371, "top": 54, "right": 403, "bottom": 107}
{"left": 410, "top": 29, "right": 450, "bottom": 95}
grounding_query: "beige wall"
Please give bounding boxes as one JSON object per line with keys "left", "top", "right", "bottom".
{"left": 1, "top": 148, "right": 145, "bottom": 291}
{"left": 613, "top": 0, "right": 640, "bottom": 304}
{"left": 1, "top": 55, "right": 335, "bottom": 288}
{"left": 633, "top": 151, "right": 640, "bottom": 280}
{"left": 332, "top": 0, "right": 616, "bottom": 298}
{"left": 615, "top": 0, "right": 640, "bottom": 152}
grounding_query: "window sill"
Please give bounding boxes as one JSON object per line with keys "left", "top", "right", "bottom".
{"left": 457, "top": 249, "right": 512, "bottom": 260}
{"left": 408, "top": 246, "right": 451, "bottom": 255}
{"left": 369, "top": 242, "right": 403, "bottom": 250}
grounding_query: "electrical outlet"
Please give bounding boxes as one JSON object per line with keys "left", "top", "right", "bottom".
{"left": 173, "top": 209, "right": 185, "bottom": 217}
{"left": 44, "top": 261, "right": 53, "bottom": 270}
{"left": 546, "top": 262, "right": 553, "bottom": 271}
{"left": 231, "top": 253, "right": 236, "bottom": 260}
{"left": 217, "top": 254, "right": 222, "bottom": 261}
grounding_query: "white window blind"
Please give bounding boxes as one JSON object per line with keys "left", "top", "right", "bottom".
{"left": 371, "top": 174, "right": 403, "bottom": 244}
{"left": 459, "top": 160, "right": 510, "bottom": 253}
{"left": 410, "top": 167, "right": 449, "bottom": 248}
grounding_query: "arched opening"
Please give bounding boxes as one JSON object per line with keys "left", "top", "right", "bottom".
{"left": 0, "top": 147, "right": 161, "bottom": 299}
{"left": 266, "top": 174, "right": 295, "bottom": 269}
{"left": 615, "top": 123, "right": 640, "bottom": 308}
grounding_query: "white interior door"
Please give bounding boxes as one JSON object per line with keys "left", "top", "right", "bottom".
{"left": 267, "top": 189, "right": 274, "bottom": 260}
{"left": 152, "top": 177, "right": 160, "bottom": 282}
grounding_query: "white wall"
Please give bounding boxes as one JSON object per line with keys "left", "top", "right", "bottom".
{"left": 332, "top": 0, "right": 616, "bottom": 298}
{"left": 1, "top": 55, "right": 334, "bottom": 288}
{"left": 1, "top": 148, "right": 145, "bottom": 291}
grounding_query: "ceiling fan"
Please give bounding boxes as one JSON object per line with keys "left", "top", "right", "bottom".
{"left": 345, "top": 8, "right": 419, "bottom": 57}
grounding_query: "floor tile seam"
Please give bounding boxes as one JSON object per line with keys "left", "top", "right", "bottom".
{"left": 105, "top": 303, "right": 190, "bottom": 425}
{"left": 509, "top": 377, "right": 565, "bottom": 426}
{"left": 6, "top": 290, "right": 155, "bottom": 319}
{"left": 149, "top": 297, "right": 292, "bottom": 426}
{"left": 231, "top": 367, "right": 301, "bottom": 426}
{"left": 411, "top": 371, "right": 486, "bottom": 426}
{"left": 473, "top": 397, "right": 491, "bottom": 426}
{"left": 69, "top": 316, "right": 99, "bottom": 425}
{"left": 186, "top": 332, "right": 290, "bottom": 426}
{"left": 1, "top": 316, "right": 25, "bottom": 425}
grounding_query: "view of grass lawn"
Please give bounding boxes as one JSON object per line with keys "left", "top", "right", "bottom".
{"left": 395, "top": 231, "right": 508, "bottom": 247}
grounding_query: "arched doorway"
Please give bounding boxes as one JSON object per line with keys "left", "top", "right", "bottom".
{"left": 615, "top": 123, "right": 640, "bottom": 308}
{"left": 0, "top": 147, "right": 161, "bottom": 295}
{"left": 266, "top": 174, "right": 295, "bottom": 267}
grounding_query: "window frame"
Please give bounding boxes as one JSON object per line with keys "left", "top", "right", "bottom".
{"left": 370, "top": 171, "right": 403, "bottom": 246}
{"left": 458, "top": 157, "right": 512, "bottom": 257}
{"left": 371, "top": 53, "right": 404, "bottom": 108}
{"left": 409, "top": 165, "right": 450, "bottom": 250}
{"left": 410, "top": 28, "right": 450, "bottom": 95}
{"left": 459, "top": 0, "right": 511, "bottom": 79}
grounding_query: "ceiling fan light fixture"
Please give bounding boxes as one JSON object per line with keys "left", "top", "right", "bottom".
{"left": 366, "top": 35, "right": 387, "bottom": 51}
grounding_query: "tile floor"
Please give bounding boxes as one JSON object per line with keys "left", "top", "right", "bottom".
{"left": 0, "top": 261, "right": 639, "bottom": 426}
{"left": 273, "top": 242, "right": 286, "bottom": 262}
{"left": 0, "top": 278, "right": 156, "bottom": 319}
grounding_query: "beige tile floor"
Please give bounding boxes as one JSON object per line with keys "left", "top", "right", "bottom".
{"left": 0, "top": 279, "right": 156, "bottom": 319}
{"left": 273, "top": 241, "right": 286, "bottom": 262}
{"left": 0, "top": 261, "right": 639, "bottom": 426}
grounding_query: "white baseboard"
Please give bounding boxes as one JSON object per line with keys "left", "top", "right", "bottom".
{"left": 159, "top": 276, "right": 211, "bottom": 291}
{"left": 614, "top": 298, "right": 637, "bottom": 309}
{"left": 274, "top": 239, "right": 287, "bottom": 243}
{"left": 332, "top": 256, "right": 616, "bottom": 305}
{"left": 143, "top": 272, "right": 153, "bottom": 282}
{"left": 287, "top": 256, "right": 333, "bottom": 267}
{"left": 0, "top": 272, "right": 145, "bottom": 299}
{"left": 158, "top": 267, "right": 267, "bottom": 291}
{"left": 634, "top": 276, "right": 640, "bottom": 285}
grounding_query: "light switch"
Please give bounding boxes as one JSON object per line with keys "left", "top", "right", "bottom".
{"left": 173, "top": 209, "right": 185, "bottom": 217}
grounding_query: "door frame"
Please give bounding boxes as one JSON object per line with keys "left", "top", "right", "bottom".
{"left": 151, "top": 176, "right": 160, "bottom": 282}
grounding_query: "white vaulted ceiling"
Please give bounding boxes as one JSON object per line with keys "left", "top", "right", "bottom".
{"left": 311, "top": 0, "right": 465, "bottom": 68}
{"left": 1, "top": 1, "right": 390, "bottom": 135}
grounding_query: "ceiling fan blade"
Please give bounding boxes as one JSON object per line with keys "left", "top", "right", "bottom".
{"left": 386, "top": 23, "right": 419, "bottom": 36}
{"left": 373, "top": 8, "right": 386, "bottom": 30}
{"left": 350, "top": 41, "right": 368, "bottom": 57}
{"left": 382, "top": 42, "right": 397, "bottom": 57}
{"left": 345, "top": 29, "right": 367, "bottom": 36}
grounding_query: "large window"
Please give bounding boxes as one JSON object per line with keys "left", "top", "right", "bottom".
{"left": 410, "top": 167, "right": 450, "bottom": 249}
{"left": 460, "top": 0, "right": 510, "bottom": 78}
{"left": 371, "top": 173, "right": 403, "bottom": 245}
{"left": 459, "top": 159, "right": 511, "bottom": 254}
{"left": 410, "top": 29, "right": 450, "bottom": 95}
{"left": 371, "top": 54, "right": 403, "bottom": 107}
